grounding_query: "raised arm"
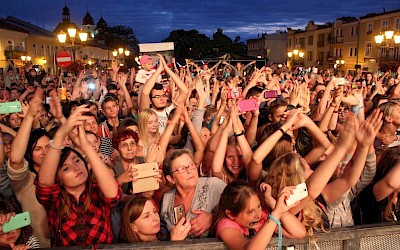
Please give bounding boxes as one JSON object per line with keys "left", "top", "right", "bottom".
{"left": 211, "top": 116, "right": 231, "bottom": 180}
{"left": 161, "top": 55, "right": 189, "bottom": 105}
{"left": 321, "top": 109, "right": 382, "bottom": 203}
{"left": 9, "top": 90, "right": 42, "bottom": 170}
{"left": 139, "top": 60, "right": 164, "bottom": 112}
{"left": 249, "top": 109, "right": 301, "bottom": 184}
{"left": 231, "top": 106, "right": 252, "bottom": 167}
{"left": 38, "top": 105, "right": 90, "bottom": 186}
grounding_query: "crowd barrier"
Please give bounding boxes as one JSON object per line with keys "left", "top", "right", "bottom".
{"left": 41, "top": 222, "right": 400, "bottom": 250}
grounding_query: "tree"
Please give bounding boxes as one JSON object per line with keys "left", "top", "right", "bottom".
{"left": 163, "top": 29, "right": 211, "bottom": 62}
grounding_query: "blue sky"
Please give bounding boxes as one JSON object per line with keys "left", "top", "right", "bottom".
{"left": 1, "top": 0, "right": 399, "bottom": 43}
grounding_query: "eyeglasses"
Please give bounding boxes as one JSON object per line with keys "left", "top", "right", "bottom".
{"left": 119, "top": 141, "right": 136, "bottom": 149}
{"left": 151, "top": 94, "right": 167, "bottom": 99}
{"left": 171, "top": 163, "right": 197, "bottom": 175}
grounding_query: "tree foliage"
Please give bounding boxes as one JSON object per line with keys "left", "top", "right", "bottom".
{"left": 162, "top": 28, "right": 247, "bottom": 61}
{"left": 95, "top": 25, "right": 139, "bottom": 56}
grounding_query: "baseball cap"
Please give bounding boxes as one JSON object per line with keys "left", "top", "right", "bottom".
{"left": 140, "top": 55, "right": 153, "bottom": 65}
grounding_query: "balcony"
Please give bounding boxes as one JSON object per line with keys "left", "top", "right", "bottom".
{"left": 4, "top": 49, "right": 26, "bottom": 60}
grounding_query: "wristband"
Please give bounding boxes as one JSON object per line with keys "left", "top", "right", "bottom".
{"left": 268, "top": 214, "right": 282, "bottom": 250}
{"left": 49, "top": 140, "right": 65, "bottom": 150}
{"left": 278, "top": 128, "right": 286, "bottom": 135}
{"left": 333, "top": 111, "right": 339, "bottom": 113}
{"left": 233, "top": 130, "right": 245, "bottom": 137}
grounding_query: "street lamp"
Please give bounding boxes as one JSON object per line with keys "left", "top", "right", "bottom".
{"left": 374, "top": 29, "right": 400, "bottom": 62}
{"left": 113, "top": 48, "right": 131, "bottom": 65}
{"left": 57, "top": 28, "right": 88, "bottom": 45}
{"left": 21, "top": 55, "right": 31, "bottom": 63}
{"left": 287, "top": 50, "right": 304, "bottom": 68}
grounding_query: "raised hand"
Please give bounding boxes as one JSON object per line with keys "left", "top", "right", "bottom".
{"left": 111, "top": 61, "right": 120, "bottom": 73}
{"left": 260, "top": 182, "right": 276, "bottom": 210}
{"left": 170, "top": 217, "right": 191, "bottom": 241}
{"left": 355, "top": 109, "right": 382, "bottom": 147}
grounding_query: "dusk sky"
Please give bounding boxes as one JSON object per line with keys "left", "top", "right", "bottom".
{"left": 1, "top": 0, "right": 399, "bottom": 43}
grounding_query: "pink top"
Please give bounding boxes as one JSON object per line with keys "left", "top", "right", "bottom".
{"left": 216, "top": 211, "right": 267, "bottom": 238}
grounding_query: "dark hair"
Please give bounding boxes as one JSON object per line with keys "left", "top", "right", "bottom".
{"left": 162, "top": 149, "right": 193, "bottom": 177}
{"left": 150, "top": 83, "right": 165, "bottom": 99}
{"left": 268, "top": 98, "right": 288, "bottom": 115}
{"left": 112, "top": 129, "right": 139, "bottom": 150}
{"left": 0, "top": 199, "right": 33, "bottom": 245}
{"left": 58, "top": 147, "right": 92, "bottom": 217}
{"left": 374, "top": 146, "right": 400, "bottom": 183}
{"left": 25, "top": 129, "right": 50, "bottom": 174}
{"left": 101, "top": 95, "right": 118, "bottom": 109}
{"left": 246, "top": 86, "right": 263, "bottom": 99}
{"left": 212, "top": 181, "right": 257, "bottom": 234}
{"left": 119, "top": 117, "right": 138, "bottom": 131}
{"left": 107, "top": 83, "right": 118, "bottom": 91}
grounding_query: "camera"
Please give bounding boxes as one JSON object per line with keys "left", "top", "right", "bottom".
{"left": 227, "top": 87, "right": 242, "bottom": 99}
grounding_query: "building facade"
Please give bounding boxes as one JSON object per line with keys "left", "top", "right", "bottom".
{"left": 358, "top": 9, "right": 400, "bottom": 72}
{"left": 287, "top": 21, "right": 332, "bottom": 69}
{"left": 247, "top": 32, "right": 288, "bottom": 64}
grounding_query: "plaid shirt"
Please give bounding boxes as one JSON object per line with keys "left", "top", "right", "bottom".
{"left": 35, "top": 180, "right": 121, "bottom": 247}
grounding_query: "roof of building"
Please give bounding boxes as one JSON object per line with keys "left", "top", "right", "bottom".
{"left": 4, "top": 16, "right": 55, "bottom": 38}
{"left": 360, "top": 8, "right": 400, "bottom": 20}
{"left": 83, "top": 11, "right": 94, "bottom": 25}
{"left": 0, "top": 18, "right": 29, "bottom": 33}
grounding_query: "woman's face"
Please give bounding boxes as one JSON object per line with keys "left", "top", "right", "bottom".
{"left": 8, "top": 113, "right": 21, "bottom": 128}
{"left": 147, "top": 114, "right": 158, "bottom": 133}
{"left": 86, "top": 133, "right": 100, "bottom": 153}
{"left": 225, "top": 145, "right": 244, "bottom": 176}
{"left": 0, "top": 222, "right": 21, "bottom": 247}
{"left": 118, "top": 137, "right": 137, "bottom": 160}
{"left": 90, "top": 104, "right": 98, "bottom": 116}
{"left": 32, "top": 136, "right": 50, "bottom": 167}
{"left": 230, "top": 194, "right": 262, "bottom": 230}
{"left": 131, "top": 200, "right": 160, "bottom": 240}
{"left": 57, "top": 152, "right": 88, "bottom": 188}
{"left": 170, "top": 154, "right": 198, "bottom": 189}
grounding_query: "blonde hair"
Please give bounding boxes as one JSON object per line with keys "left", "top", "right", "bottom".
{"left": 138, "top": 108, "right": 160, "bottom": 147}
{"left": 263, "top": 152, "right": 325, "bottom": 238}
{"left": 379, "top": 101, "right": 400, "bottom": 128}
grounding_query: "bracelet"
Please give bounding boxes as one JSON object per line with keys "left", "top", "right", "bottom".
{"left": 330, "top": 104, "right": 338, "bottom": 108}
{"left": 333, "top": 111, "right": 339, "bottom": 113}
{"left": 278, "top": 128, "right": 286, "bottom": 135}
{"left": 49, "top": 140, "right": 65, "bottom": 150}
{"left": 268, "top": 214, "right": 282, "bottom": 250}
{"left": 233, "top": 130, "right": 245, "bottom": 137}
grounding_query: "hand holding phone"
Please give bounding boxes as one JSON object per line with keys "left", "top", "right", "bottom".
{"left": 238, "top": 99, "right": 259, "bottom": 113}
{"left": 285, "top": 183, "right": 308, "bottom": 206}
{"left": 0, "top": 101, "right": 22, "bottom": 114}
{"left": 0, "top": 212, "right": 31, "bottom": 233}
{"left": 173, "top": 205, "right": 186, "bottom": 225}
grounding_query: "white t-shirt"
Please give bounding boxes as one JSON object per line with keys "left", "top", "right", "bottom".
{"left": 135, "top": 69, "right": 161, "bottom": 84}
{"left": 153, "top": 104, "right": 175, "bottom": 134}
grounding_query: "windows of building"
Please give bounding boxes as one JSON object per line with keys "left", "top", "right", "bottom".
{"left": 367, "top": 23, "right": 373, "bottom": 33}
{"left": 308, "top": 35, "right": 313, "bottom": 45}
{"left": 32, "top": 43, "right": 37, "bottom": 55}
{"left": 307, "top": 51, "right": 313, "bottom": 61}
{"left": 365, "top": 42, "right": 372, "bottom": 57}
{"left": 7, "top": 40, "right": 14, "bottom": 51}
{"left": 349, "top": 47, "right": 357, "bottom": 57}
{"left": 382, "top": 20, "right": 389, "bottom": 30}
{"left": 396, "top": 18, "right": 400, "bottom": 30}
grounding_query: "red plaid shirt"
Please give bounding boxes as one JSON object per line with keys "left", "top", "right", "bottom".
{"left": 35, "top": 180, "right": 122, "bottom": 247}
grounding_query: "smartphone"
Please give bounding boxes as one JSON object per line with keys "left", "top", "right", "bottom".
{"left": 337, "top": 78, "right": 346, "bottom": 86}
{"left": 0, "top": 101, "right": 22, "bottom": 114}
{"left": 2, "top": 212, "right": 31, "bottom": 233}
{"left": 352, "top": 84, "right": 358, "bottom": 89}
{"left": 238, "top": 99, "right": 259, "bottom": 113}
{"left": 285, "top": 183, "right": 308, "bottom": 206}
{"left": 173, "top": 205, "right": 186, "bottom": 225}
{"left": 312, "top": 67, "right": 318, "bottom": 74}
{"left": 227, "top": 87, "right": 243, "bottom": 99}
{"left": 132, "top": 162, "right": 160, "bottom": 194}
{"left": 264, "top": 90, "right": 278, "bottom": 99}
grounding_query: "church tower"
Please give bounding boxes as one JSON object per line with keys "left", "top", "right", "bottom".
{"left": 82, "top": 11, "right": 95, "bottom": 39}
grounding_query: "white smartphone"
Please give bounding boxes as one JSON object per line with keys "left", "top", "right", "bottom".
{"left": 285, "top": 183, "right": 308, "bottom": 206}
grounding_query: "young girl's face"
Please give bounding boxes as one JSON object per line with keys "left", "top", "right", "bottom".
{"left": 57, "top": 152, "right": 88, "bottom": 188}
{"left": 32, "top": 136, "right": 50, "bottom": 168}
{"left": 0, "top": 220, "right": 21, "bottom": 247}
{"left": 147, "top": 114, "right": 158, "bottom": 134}
{"left": 225, "top": 145, "right": 244, "bottom": 176}
{"left": 8, "top": 113, "right": 21, "bottom": 128}
{"left": 131, "top": 200, "right": 160, "bottom": 238}
{"left": 231, "top": 194, "right": 262, "bottom": 230}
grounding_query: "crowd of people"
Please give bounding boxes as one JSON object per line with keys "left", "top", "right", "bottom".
{"left": 0, "top": 54, "right": 399, "bottom": 250}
